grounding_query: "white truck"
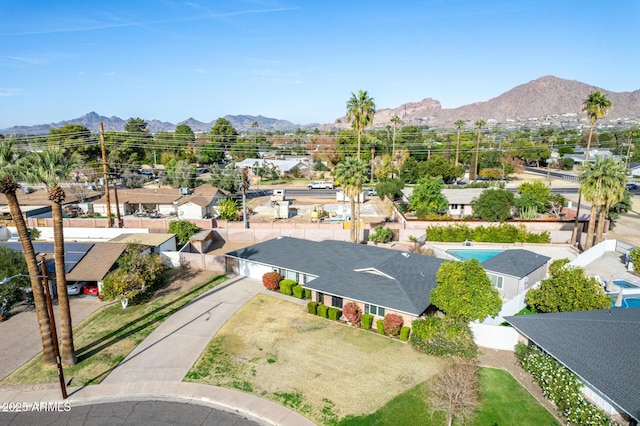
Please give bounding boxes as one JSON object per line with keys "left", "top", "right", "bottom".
{"left": 308, "top": 181, "right": 334, "bottom": 190}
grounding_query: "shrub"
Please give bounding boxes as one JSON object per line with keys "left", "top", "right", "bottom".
{"left": 410, "top": 316, "right": 477, "bottom": 359}
{"left": 342, "top": 302, "right": 362, "bottom": 327}
{"left": 399, "top": 326, "right": 411, "bottom": 341}
{"left": 375, "top": 179, "right": 404, "bottom": 200}
{"left": 328, "top": 307, "right": 342, "bottom": 321}
{"left": 317, "top": 304, "right": 329, "bottom": 318}
{"left": 368, "top": 226, "right": 393, "bottom": 243}
{"left": 383, "top": 314, "right": 404, "bottom": 336}
{"left": 376, "top": 319, "right": 385, "bottom": 335}
{"left": 292, "top": 285, "right": 304, "bottom": 299}
{"left": 168, "top": 220, "right": 200, "bottom": 245}
{"left": 629, "top": 247, "right": 640, "bottom": 268}
{"left": 279, "top": 279, "right": 297, "bottom": 296}
{"left": 515, "top": 343, "right": 614, "bottom": 425}
{"left": 262, "top": 272, "right": 283, "bottom": 291}
{"left": 303, "top": 288, "right": 312, "bottom": 299}
{"left": 426, "top": 223, "right": 550, "bottom": 244}
{"left": 361, "top": 313, "right": 374, "bottom": 330}
{"left": 307, "top": 301, "right": 318, "bottom": 315}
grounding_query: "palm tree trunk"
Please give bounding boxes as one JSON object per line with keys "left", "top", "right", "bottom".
{"left": 52, "top": 201, "right": 76, "bottom": 365}
{"left": 584, "top": 204, "right": 598, "bottom": 250}
{"left": 5, "top": 191, "right": 56, "bottom": 364}
{"left": 595, "top": 203, "right": 610, "bottom": 244}
{"left": 349, "top": 197, "right": 356, "bottom": 242}
{"left": 357, "top": 132, "right": 361, "bottom": 160}
{"left": 570, "top": 192, "right": 582, "bottom": 246}
{"left": 356, "top": 194, "right": 361, "bottom": 243}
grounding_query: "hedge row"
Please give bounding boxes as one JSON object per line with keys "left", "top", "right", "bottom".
{"left": 426, "top": 223, "right": 550, "bottom": 243}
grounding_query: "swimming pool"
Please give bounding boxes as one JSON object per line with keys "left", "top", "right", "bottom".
{"left": 611, "top": 295, "right": 640, "bottom": 308}
{"left": 446, "top": 249, "right": 504, "bottom": 262}
{"left": 613, "top": 280, "right": 640, "bottom": 289}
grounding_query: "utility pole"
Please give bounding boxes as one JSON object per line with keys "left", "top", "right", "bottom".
{"left": 113, "top": 175, "right": 122, "bottom": 228}
{"left": 99, "top": 122, "right": 113, "bottom": 227}
{"left": 241, "top": 167, "right": 248, "bottom": 229}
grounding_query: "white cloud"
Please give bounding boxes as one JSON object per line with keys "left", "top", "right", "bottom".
{"left": 0, "top": 88, "right": 21, "bottom": 97}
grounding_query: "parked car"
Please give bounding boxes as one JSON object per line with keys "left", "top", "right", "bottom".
{"left": 308, "top": 181, "right": 334, "bottom": 190}
{"left": 67, "top": 281, "right": 88, "bottom": 296}
{"left": 366, "top": 188, "right": 377, "bottom": 196}
{"left": 83, "top": 284, "right": 99, "bottom": 296}
{"left": 627, "top": 183, "right": 638, "bottom": 190}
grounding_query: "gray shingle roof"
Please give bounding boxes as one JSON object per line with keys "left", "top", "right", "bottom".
{"left": 226, "top": 237, "right": 445, "bottom": 316}
{"left": 481, "top": 249, "right": 550, "bottom": 278}
{"left": 505, "top": 309, "right": 640, "bottom": 421}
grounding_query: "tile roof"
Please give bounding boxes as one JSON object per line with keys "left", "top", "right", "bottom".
{"left": 481, "top": 249, "right": 550, "bottom": 278}
{"left": 226, "top": 237, "right": 445, "bottom": 316}
{"left": 505, "top": 309, "right": 640, "bottom": 421}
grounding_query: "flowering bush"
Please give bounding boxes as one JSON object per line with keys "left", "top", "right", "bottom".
{"left": 383, "top": 313, "right": 404, "bottom": 336}
{"left": 515, "top": 343, "right": 614, "bottom": 425}
{"left": 262, "top": 272, "right": 283, "bottom": 291}
{"left": 342, "top": 302, "right": 362, "bottom": 327}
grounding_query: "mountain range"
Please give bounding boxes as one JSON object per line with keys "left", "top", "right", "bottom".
{"left": 2, "top": 75, "right": 639, "bottom": 135}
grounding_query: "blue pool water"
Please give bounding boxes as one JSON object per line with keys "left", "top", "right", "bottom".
{"left": 611, "top": 295, "right": 640, "bottom": 308}
{"left": 446, "top": 249, "right": 504, "bottom": 262}
{"left": 613, "top": 280, "right": 640, "bottom": 289}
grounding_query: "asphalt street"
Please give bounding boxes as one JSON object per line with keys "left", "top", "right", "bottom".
{"left": 0, "top": 400, "right": 260, "bottom": 426}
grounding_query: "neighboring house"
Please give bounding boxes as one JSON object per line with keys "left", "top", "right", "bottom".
{"left": 176, "top": 184, "right": 228, "bottom": 220}
{"left": 627, "top": 161, "right": 640, "bottom": 177}
{"left": 401, "top": 187, "right": 485, "bottom": 218}
{"left": 65, "top": 242, "right": 129, "bottom": 294}
{"left": 107, "top": 232, "right": 177, "bottom": 253}
{"left": 506, "top": 309, "right": 640, "bottom": 423}
{"left": 93, "top": 188, "right": 182, "bottom": 217}
{"left": 225, "top": 236, "right": 446, "bottom": 325}
{"left": 235, "top": 158, "right": 312, "bottom": 178}
{"left": 563, "top": 148, "right": 623, "bottom": 165}
{"left": 481, "top": 249, "right": 550, "bottom": 299}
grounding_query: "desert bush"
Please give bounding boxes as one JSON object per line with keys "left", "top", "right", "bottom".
{"left": 342, "top": 301, "right": 362, "bottom": 327}
{"left": 262, "top": 272, "right": 283, "bottom": 291}
{"left": 383, "top": 313, "right": 404, "bottom": 336}
{"left": 368, "top": 226, "right": 393, "bottom": 243}
{"left": 361, "top": 313, "right": 374, "bottom": 330}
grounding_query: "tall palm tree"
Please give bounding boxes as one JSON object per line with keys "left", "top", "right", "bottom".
{"left": 582, "top": 89, "right": 612, "bottom": 165}
{"left": 471, "top": 119, "right": 486, "bottom": 182}
{"left": 390, "top": 114, "right": 402, "bottom": 178}
{"left": 453, "top": 119, "right": 465, "bottom": 168}
{"left": 625, "top": 126, "right": 639, "bottom": 168}
{"left": 334, "top": 157, "right": 369, "bottom": 242}
{"left": 21, "top": 147, "right": 82, "bottom": 366}
{"left": 252, "top": 121, "right": 258, "bottom": 145}
{"left": 595, "top": 159, "right": 627, "bottom": 244}
{"left": 423, "top": 138, "right": 438, "bottom": 160}
{"left": 0, "top": 139, "right": 56, "bottom": 364}
{"left": 346, "top": 90, "right": 376, "bottom": 160}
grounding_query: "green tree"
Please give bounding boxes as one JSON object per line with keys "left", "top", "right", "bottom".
{"left": 582, "top": 89, "right": 612, "bottom": 164}
{"left": 168, "top": 220, "right": 200, "bottom": 246}
{"left": 431, "top": 259, "right": 502, "bottom": 322}
{"left": 209, "top": 164, "right": 239, "bottom": 193}
{"left": 0, "top": 139, "right": 56, "bottom": 364}
{"left": 334, "top": 157, "right": 369, "bottom": 242}
{"left": 471, "top": 119, "right": 486, "bottom": 182}
{"left": 594, "top": 158, "right": 627, "bottom": 243}
{"left": 47, "top": 124, "right": 100, "bottom": 161}
{"left": 526, "top": 263, "right": 610, "bottom": 313}
{"left": 346, "top": 90, "right": 376, "bottom": 159}
{"left": 174, "top": 124, "right": 195, "bottom": 143}
{"left": 125, "top": 117, "right": 148, "bottom": 133}
{"left": 20, "top": 147, "right": 82, "bottom": 365}
{"left": 471, "top": 189, "right": 515, "bottom": 222}
{"left": 517, "top": 181, "right": 551, "bottom": 212}
{"left": 408, "top": 177, "right": 448, "bottom": 218}
{"left": 216, "top": 198, "right": 238, "bottom": 221}
{"left": 210, "top": 117, "right": 238, "bottom": 150}
{"left": 168, "top": 160, "right": 197, "bottom": 188}
{"left": 0, "top": 247, "right": 29, "bottom": 311}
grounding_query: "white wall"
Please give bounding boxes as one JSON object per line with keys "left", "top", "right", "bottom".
{"left": 569, "top": 239, "right": 617, "bottom": 267}
{"left": 178, "top": 202, "right": 205, "bottom": 220}
{"left": 470, "top": 322, "right": 519, "bottom": 351}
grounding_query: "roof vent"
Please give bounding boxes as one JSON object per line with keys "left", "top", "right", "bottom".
{"left": 401, "top": 252, "right": 410, "bottom": 258}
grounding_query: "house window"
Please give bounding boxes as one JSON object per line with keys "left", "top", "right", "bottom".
{"left": 451, "top": 204, "right": 458, "bottom": 209}
{"left": 488, "top": 274, "right": 504, "bottom": 290}
{"left": 316, "top": 292, "right": 324, "bottom": 304}
{"left": 365, "top": 304, "right": 385, "bottom": 317}
{"left": 332, "top": 296, "right": 343, "bottom": 308}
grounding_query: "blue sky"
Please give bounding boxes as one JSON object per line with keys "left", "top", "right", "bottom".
{"left": 1, "top": 1, "right": 638, "bottom": 129}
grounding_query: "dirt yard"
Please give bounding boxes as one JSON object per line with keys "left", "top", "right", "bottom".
{"left": 150, "top": 268, "right": 222, "bottom": 301}
{"left": 186, "top": 294, "right": 446, "bottom": 423}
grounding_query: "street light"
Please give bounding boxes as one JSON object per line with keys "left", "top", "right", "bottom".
{"left": 0, "top": 255, "right": 68, "bottom": 399}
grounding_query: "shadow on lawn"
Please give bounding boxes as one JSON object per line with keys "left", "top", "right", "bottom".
{"left": 73, "top": 275, "right": 231, "bottom": 380}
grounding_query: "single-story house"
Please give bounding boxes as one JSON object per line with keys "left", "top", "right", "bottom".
{"left": 401, "top": 187, "right": 486, "bottom": 218}
{"left": 107, "top": 232, "right": 177, "bottom": 253}
{"left": 506, "top": 309, "right": 640, "bottom": 423}
{"left": 235, "top": 158, "right": 312, "bottom": 178}
{"left": 65, "top": 242, "right": 129, "bottom": 294}
{"left": 176, "top": 184, "right": 228, "bottom": 220}
{"left": 480, "top": 249, "right": 550, "bottom": 299}
{"left": 563, "top": 149, "right": 623, "bottom": 165}
{"left": 93, "top": 187, "right": 182, "bottom": 217}
{"left": 627, "top": 162, "right": 640, "bottom": 177}
{"left": 225, "top": 236, "right": 446, "bottom": 325}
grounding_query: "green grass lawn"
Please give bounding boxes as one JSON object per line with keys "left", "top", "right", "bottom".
{"left": 1, "top": 273, "right": 227, "bottom": 387}
{"left": 339, "top": 367, "right": 559, "bottom": 426}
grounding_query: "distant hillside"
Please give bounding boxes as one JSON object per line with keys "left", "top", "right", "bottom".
{"left": 2, "top": 75, "right": 638, "bottom": 135}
